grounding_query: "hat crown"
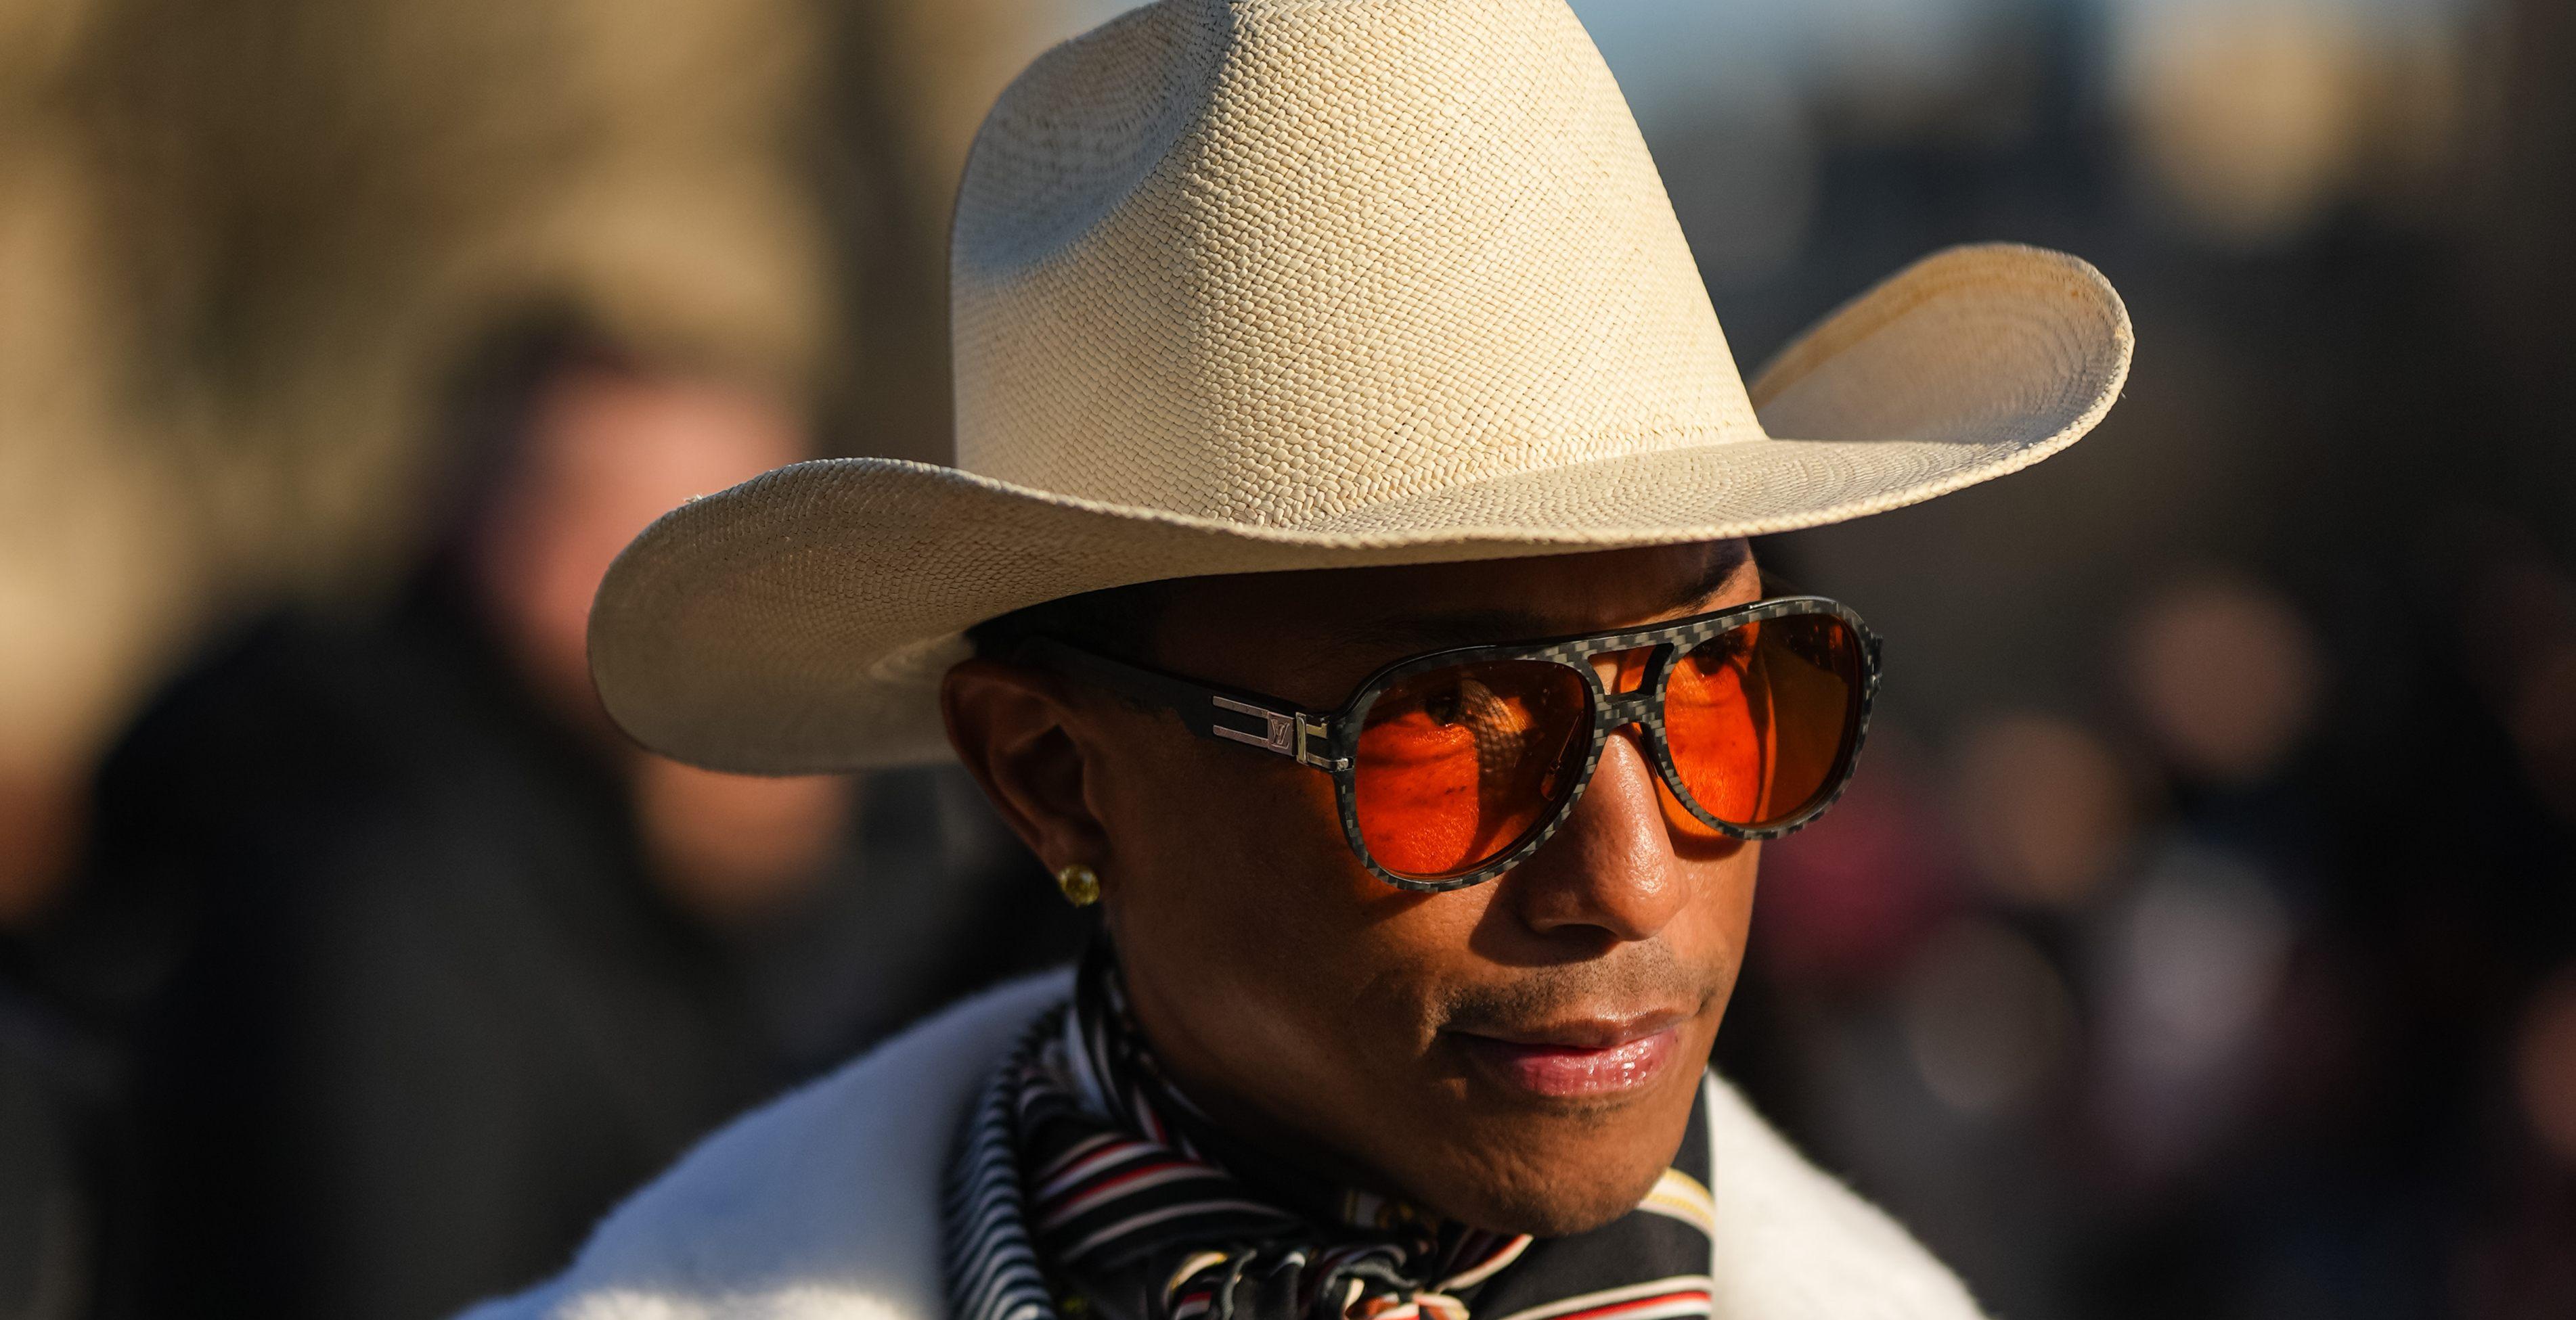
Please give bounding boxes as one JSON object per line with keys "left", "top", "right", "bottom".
{"left": 949, "top": 0, "right": 1760, "bottom": 530}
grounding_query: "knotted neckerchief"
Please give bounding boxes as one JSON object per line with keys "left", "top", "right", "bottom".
{"left": 946, "top": 947, "right": 1717, "bottom": 1320}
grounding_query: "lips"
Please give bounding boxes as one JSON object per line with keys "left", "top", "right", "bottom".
{"left": 1450, "top": 1014, "right": 1686, "bottom": 1099}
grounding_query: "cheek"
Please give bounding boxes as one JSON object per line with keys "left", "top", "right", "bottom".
{"left": 1101, "top": 739, "right": 1355, "bottom": 924}
{"left": 1098, "top": 740, "right": 1463, "bottom": 1082}
{"left": 1686, "top": 841, "right": 1760, "bottom": 1020}
{"left": 1691, "top": 836, "right": 1760, "bottom": 923}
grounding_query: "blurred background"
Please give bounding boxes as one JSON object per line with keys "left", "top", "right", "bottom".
{"left": 0, "top": 0, "right": 2567, "bottom": 1316}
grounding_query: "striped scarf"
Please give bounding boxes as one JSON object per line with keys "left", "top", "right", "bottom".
{"left": 945, "top": 949, "right": 1717, "bottom": 1320}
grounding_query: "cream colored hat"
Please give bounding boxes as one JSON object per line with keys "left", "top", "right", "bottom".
{"left": 590, "top": 0, "right": 2133, "bottom": 774}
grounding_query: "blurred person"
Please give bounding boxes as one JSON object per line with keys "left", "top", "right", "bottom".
{"left": 3, "top": 0, "right": 1073, "bottom": 1313}
{"left": 14, "top": 319, "right": 1078, "bottom": 1320}
{"left": 465, "top": 3, "right": 2131, "bottom": 1317}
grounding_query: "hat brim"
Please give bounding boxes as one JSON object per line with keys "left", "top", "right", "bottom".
{"left": 591, "top": 243, "right": 2131, "bottom": 773}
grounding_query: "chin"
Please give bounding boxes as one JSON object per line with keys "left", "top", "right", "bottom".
{"left": 1364, "top": 1047, "right": 1708, "bottom": 1236}
{"left": 1400, "top": 1098, "right": 1687, "bottom": 1237}
{"left": 1450, "top": 1153, "right": 1673, "bottom": 1237}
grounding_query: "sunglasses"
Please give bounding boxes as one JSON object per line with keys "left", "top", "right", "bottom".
{"left": 1017, "top": 596, "right": 1882, "bottom": 892}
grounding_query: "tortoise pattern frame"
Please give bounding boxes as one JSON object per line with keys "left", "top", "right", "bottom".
{"left": 1016, "top": 595, "right": 1883, "bottom": 892}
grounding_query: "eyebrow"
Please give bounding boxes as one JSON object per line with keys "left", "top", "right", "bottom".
{"left": 1318, "top": 543, "right": 1756, "bottom": 655}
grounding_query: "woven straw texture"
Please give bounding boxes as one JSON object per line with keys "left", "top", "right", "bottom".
{"left": 590, "top": 0, "right": 2135, "bottom": 773}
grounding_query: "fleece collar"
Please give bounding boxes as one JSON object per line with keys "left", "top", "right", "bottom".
{"left": 460, "top": 972, "right": 1988, "bottom": 1320}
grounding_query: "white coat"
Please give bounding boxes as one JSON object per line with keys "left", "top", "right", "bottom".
{"left": 462, "top": 973, "right": 1988, "bottom": 1320}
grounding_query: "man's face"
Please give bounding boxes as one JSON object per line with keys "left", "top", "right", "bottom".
{"left": 957, "top": 542, "right": 1764, "bottom": 1235}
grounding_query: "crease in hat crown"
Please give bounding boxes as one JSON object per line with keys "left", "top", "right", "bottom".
{"left": 948, "top": 0, "right": 1762, "bottom": 532}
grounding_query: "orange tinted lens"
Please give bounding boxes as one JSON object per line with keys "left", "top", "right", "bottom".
{"left": 1666, "top": 614, "right": 1862, "bottom": 827}
{"left": 1353, "top": 660, "right": 1591, "bottom": 880}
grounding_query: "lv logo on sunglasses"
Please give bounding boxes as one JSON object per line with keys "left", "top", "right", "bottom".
{"left": 1019, "top": 597, "right": 1882, "bottom": 892}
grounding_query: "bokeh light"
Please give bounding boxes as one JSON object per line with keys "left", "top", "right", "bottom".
{"left": 2120, "top": 572, "right": 2326, "bottom": 786}
{"left": 1900, "top": 917, "right": 2077, "bottom": 1118}
{"left": 1949, "top": 713, "right": 2139, "bottom": 907}
{"left": 2093, "top": 842, "right": 2294, "bottom": 1175}
{"left": 2514, "top": 968, "right": 2576, "bottom": 1169}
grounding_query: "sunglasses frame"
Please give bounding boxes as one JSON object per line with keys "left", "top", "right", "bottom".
{"left": 1017, "top": 595, "right": 1882, "bottom": 892}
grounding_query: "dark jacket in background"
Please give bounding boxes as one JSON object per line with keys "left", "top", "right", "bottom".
{"left": 9, "top": 579, "right": 1078, "bottom": 1320}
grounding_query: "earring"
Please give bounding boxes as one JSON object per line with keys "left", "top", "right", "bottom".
{"left": 1054, "top": 863, "right": 1101, "bottom": 908}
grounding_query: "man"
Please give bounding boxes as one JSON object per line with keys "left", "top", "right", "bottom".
{"left": 30, "top": 323, "right": 1072, "bottom": 1320}
{"left": 472, "top": 1, "right": 2131, "bottom": 1317}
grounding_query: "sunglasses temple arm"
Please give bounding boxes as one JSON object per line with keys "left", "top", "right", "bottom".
{"left": 1012, "top": 637, "right": 1337, "bottom": 767}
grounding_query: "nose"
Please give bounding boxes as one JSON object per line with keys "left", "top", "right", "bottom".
{"left": 1501, "top": 721, "right": 1691, "bottom": 945}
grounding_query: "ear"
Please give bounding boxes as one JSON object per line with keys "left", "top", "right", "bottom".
{"left": 941, "top": 658, "right": 1112, "bottom": 875}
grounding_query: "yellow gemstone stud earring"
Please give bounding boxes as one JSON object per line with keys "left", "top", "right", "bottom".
{"left": 1054, "top": 863, "right": 1101, "bottom": 907}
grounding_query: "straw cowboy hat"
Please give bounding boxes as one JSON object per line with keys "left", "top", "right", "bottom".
{"left": 590, "top": 0, "right": 2133, "bottom": 775}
